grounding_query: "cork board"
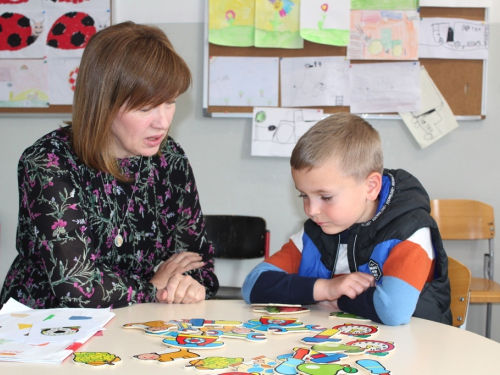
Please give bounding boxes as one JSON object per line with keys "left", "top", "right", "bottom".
{"left": 205, "top": 7, "right": 486, "bottom": 118}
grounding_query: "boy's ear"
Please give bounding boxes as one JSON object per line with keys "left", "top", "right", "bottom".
{"left": 366, "top": 172, "right": 382, "bottom": 201}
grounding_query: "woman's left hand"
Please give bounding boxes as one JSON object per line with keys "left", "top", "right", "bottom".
{"left": 155, "top": 273, "right": 206, "bottom": 304}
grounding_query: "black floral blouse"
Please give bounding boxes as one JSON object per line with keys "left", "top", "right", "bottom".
{"left": 0, "top": 128, "right": 218, "bottom": 309}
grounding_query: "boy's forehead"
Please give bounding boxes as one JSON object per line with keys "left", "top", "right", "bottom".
{"left": 291, "top": 163, "right": 358, "bottom": 188}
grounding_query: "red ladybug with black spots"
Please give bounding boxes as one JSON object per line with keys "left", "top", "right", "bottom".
{"left": 0, "top": 12, "right": 43, "bottom": 51}
{"left": 47, "top": 12, "right": 96, "bottom": 50}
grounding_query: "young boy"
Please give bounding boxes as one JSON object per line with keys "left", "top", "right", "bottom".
{"left": 242, "top": 113, "right": 451, "bottom": 326}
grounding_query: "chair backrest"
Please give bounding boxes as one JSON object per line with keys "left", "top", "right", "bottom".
{"left": 203, "top": 215, "right": 269, "bottom": 259}
{"left": 447, "top": 256, "right": 471, "bottom": 328}
{"left": 430, "top": 199, "right": 495, "bottom": 241}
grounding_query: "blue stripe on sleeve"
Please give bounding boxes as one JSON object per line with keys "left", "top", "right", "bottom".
{"left": 242, "top": 262, "right": 284, "bottom": 304}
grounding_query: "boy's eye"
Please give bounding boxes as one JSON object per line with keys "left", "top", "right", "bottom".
{"left": 298, "top": 193, "right": 307, "bottom": 199}
{"left": 321, "top": 196, "right": 333, "bottom": 201}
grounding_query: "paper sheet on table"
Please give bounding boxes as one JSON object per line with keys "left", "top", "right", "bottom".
{"left": 251, "top": 107, "right": 323, "bottom": 157}
{"left": 299, "top": 0, "right": 350, "bottom": 46}
{"left": 209, "top": 56, "right": 279, "bottom": 107}
{"left": 419, "top": 18, "right": 489, "bottom": 60}
{"left": 399, "top": 66, "right": 458, "bottom": 149}
{"left": 351, "top": 0, "right": 419, "bottom": 10}
{"left": 349, "top": 62, "right": 420, "bottom": 114}
{"left": 280, "top": 56, "right": 350, "bottom": 107}
{"left": 420, "top": 0, "right": 492, "bottom": 7}
{"left": 348, "top": 10, "right": 419, "bottom": 60}
{"left": 208, "top": 0, "right": 255, "bottom": 47}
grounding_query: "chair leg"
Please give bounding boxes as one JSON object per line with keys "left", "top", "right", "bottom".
{"left": 486, "top": 303, "right": 492, "bottom": 339}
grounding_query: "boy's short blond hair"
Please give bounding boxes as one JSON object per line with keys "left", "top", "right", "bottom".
{"left": 290, "top": 113, "right": 383, "bottom": 182}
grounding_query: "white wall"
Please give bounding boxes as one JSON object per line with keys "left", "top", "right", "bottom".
{"left": 0, "top": 1, "right": 499, "bottom": 340}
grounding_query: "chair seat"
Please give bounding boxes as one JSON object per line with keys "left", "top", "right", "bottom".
{"left": 213, "top": 286, "right": 243, "bottom": 300}
{"left": 469, "top": 277, "right": 500, "bottom": 303}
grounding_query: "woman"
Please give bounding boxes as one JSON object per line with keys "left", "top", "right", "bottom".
{"left": 0, "top": 22, "right": 218, "bottom": 309}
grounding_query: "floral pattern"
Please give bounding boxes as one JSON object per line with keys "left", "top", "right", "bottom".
{"left": 0, "top": 128, "right": 218, "bottom": 309}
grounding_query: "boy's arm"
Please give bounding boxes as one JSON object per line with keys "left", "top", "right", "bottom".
{"left": 242, "top": 238, "right": 317, "bottom": 305}
{"left": 337, "top": 228, "right": 434, "bottom": 325}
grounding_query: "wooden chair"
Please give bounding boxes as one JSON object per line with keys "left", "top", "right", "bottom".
{"left": 204, "top": 215, "right": 270, "bottom": 299}
{"left": 430, "top": 199, "right": 500, "bottom": 337}
{"left": 448, "top": 257, "right": 471, "bottom": 328}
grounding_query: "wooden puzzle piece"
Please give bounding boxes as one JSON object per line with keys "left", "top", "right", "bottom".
{"left": 185, "top": 356, "right": 244, "bottom": 371}
{"left": 200, "top": 326, "right": 267, "bottom": 342}
{"left": 356, "top": 359, "right": 390, "bottom": 374}
{"left": 73, "top": 352, "right": 121, "bottom": 367}
{"left": 331, "top": 324, "right": 378, "bottom": 338}
{"left": 181, "top": 319, "right": 243, "bottom": 328}
{"left": 230, "top": 355, "right": 279, "bottom": 373}
{"left": 297, "top": 363, "right": 359, "bottom": 375}
{"left": 311, "top": 342, "right": 367, "bottom": 355}
{"left": 346, "top": 340, "right": 395, "bottom": 357}
{"left": 329, "top": 312, "right": 371, "bottom": 321}
{"left": 270, "top": 324, "right": 326, "bottom": 335}
{"left": 161, "top": 332, "right": 225, "bottom": 349}
{"left": 274, "top": 347, "right": 315, "bottom": 375}
{"left": 301, "top": 328, "right": 342, "bottom": 344}
{"left": 277, "top": 347, "right": 347, "bottom": 364}
{"left": 245, "top": 316, "right": 303, "bottom": 332}
{"left": 122, "top": 320, "right": 177, "bottom": 333}
{"left": 252, "top": 306, "right": 310, "bottom": 315}
{"left": 133, "top": 347, "right": 200, "bottom": 364}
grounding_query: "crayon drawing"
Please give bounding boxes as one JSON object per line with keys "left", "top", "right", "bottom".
{"left": 47, "top": 57, "right": 80, "bottom": 105}
{"left": 351, "top": 0, "right": 419, "bottom": 10}
{"left": 255, "top": 0, "right": 303, "bottom": 49}
{"left": 0, "top": 10, "right": 46, "bottom": 58}
{"left": 299, "top": 0, "right": 350, "bottom": 46}
{"left": 209, "top": 0, "right": 255, "bottom": 47}
{"left": 348, "top": 10, "right": 419, "bottom": 60}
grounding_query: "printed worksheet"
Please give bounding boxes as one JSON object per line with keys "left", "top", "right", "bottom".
{"left": 280, "top": 56, "right": 350, "bottom": 107}
{"left": 349, "top": 61, "right": 421, "bottom": 113}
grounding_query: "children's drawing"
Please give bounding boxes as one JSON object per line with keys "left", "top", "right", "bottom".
{"left": 0, "top": 59, "right": 49, "bottom": 107}
{"left": 419, "top": 17, "right": 489, "bottom": 60}
{"left": 47, "top": 57, "right": 80, "bottom": 104}
{"left": 43, "top": 0, "right": 110, "bottom": 9}
{"left": 161, "top": 332, "right": 225, "bottom": 349}
{"left": 345, "top": 339, "right": 395, "bottom": 356}
{"left": 311, "top": 342, "right": 367, "bottom": 355}
{"left": 123, "top": 320, "right": 177, "bottom": 332}
{"left": 277, "top": 347, "right": 347, "bottom": 364}
{"left": 348, "top": 10, "right": 419, "bottom": 60}
{"left": 301, "top": 328, "right": 342, "bottom": 344}
{"left": 244, "top": 316, "right": 303, "bottom": 332}
{"left": 329, "top": 312, "right": 370, "bottom": 321}
{"left": 399, "top": 66, "right": 458, "bottom": 149}
{"left": 331, "top": 324, "right": 378, "bottom": 338}
{"left": 280, "top": 56, "right": 350, "bottom": 107}
{"left": 351, "top": 0, "right": 418, "bottom": 9}
{"left": 297, "top": 363, "right": 359, "bottom": 375}
{"left": 356, "top": 359, "right": 391, "bottom": 374}
{"left": 349, "top": 61, "right": 420, "bottom": 114}
{"left": 209, "top": 0, "right": 255, "bottom": 47}
{"left": 230, "top": 355, "right": 278, "bottom": 373}
{"left": 251, "top": 107, "right": 323, "bottom": 157}
{"left": 299, "top": 0, "right": 349, "bottom": 46}
{"left": 252, "top": 305, "right": 310, "bottom": 315}
{"left": 420, "top": 0, "right": 491, "bottom": 6}
{"left": 133, "top": 348, "right": 200, "bottom": 364}
{"left": 186, "top": 356, "right": 244, "bottom": 371}
{"left": 73, "top": 351, "right": 121, "bottom": 367}
{"left": 0, "top": 10, "right": 46, "bottom": 58}
{"left": 254, "top": 0, "right": 303, "bottom": 49}
{"left": 199, "top": 326, "right": 267, "bottom": 342}
{"left": 209, "top": 56, "right": 279, "bottom": 107}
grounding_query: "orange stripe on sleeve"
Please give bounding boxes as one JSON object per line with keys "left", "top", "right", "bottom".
{"left": 383, "top": 241, "right": 434, "bottom": 291}
{"left": 265, "top": 239, "right": 302, "bottom": 274}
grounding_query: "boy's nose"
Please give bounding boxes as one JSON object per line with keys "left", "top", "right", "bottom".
{"left": 306, "top": 201, "right": 321, "bottom": 217}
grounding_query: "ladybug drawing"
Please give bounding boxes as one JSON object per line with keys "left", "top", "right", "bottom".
{"left": 0, "top": 12, "right": 44, "bottom": 51}
{"left": 48, "top": 0, "right": 90, "bottom": 3}
{"left": 47, "top": 12, "right": 96, "bottom": 50}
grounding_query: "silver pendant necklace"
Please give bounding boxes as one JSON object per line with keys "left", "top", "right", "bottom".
{"left": 101, "top": 159, "right": 142, "bottom": 248}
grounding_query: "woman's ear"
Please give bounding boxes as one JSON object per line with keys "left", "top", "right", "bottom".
{"left": 366, "top": 172, "right": 382, "bottom": 201}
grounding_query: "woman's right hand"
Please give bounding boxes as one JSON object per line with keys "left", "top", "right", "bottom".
{"left": 149, "top": 251, "right": 205, "bottom": 290}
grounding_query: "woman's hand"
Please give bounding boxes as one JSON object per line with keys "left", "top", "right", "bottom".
{"left": 155, "top": 274, "right": 206, "bottom": 304}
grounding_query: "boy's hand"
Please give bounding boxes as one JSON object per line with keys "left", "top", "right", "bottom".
{"left": 313, "top": 272, "right": 375, "bottom": 302}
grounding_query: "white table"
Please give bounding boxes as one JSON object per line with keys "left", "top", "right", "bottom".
{"left": 1, "top": 300, "right": 499, "bottom": 373}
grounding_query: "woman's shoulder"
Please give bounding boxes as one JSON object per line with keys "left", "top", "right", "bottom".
{"left": 160, "top": 136, "right": 187, "bottom": 157}
{"left": 20, "top": 127, "right": 76, "bottom": 166}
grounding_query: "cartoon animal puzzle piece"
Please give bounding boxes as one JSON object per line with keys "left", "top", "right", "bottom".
{"left": 297, "top": 363, "right": 358, "bottom": 375}
{"left": 201, "top": 326, "right": 267, "bottom": 342}
{"left": 122, "top": 320, "right": 177, "bottom": 332}
{"left": 311, "top": 342, "right": 366, "bottom": 355}
{"left": 301, "top": 328, "right": 342, "bottom": 344}
{"left": 185, "top": 356, "right": 244, "bottom": 371}
{"left": 245, "top": 316, "right": 303, "bottom": 332}
{"left": 356, "top": 359, "right": 390, "bottom": 374}
{"left": 133, "top": 348, "right": 200, "bottom": 364}
{"left": 329, "top": 312, "right": 370, "bottom": 321}
{"left": 230, "top": 355, "right": 279, "bottom": 374}
{"left": 346, "top": 340, "right": 395, "bottom": 357}
{"left": 73, "top": 352, "right": 121, "bottom": 367}
{"left": 161, "top": 332, "right": 225, "bottom": 349}
{"left": 277, "top": 347, "right": 347, "bottom": 364}
{"left": 274, "top": 347, "right": 314, "bottom": 375}
{"left": 271, "top": 324, "right": 326, "bottom": 335}
{"left": 332, "top": 324, "right": 378, "bottom": 338}
{"left": 252, "top": 306, "right": 310, "bottom": 315}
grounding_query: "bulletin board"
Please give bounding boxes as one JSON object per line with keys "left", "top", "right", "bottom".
{"left": 203, "top": 6, "right": 487, "bottom": 119}
{"left": 0, "top": 0, "right": 112, "bottom": 114}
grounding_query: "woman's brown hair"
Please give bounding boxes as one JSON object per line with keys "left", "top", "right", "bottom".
{"left": 68, "top": 21, "right": 192, "bottom": 181}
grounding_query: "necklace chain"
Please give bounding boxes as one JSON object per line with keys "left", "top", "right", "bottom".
{"left": 101, "top": 158, "right": 143, "bottom": 247}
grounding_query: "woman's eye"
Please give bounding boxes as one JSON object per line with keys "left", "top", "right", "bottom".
{"left": 140, "top": 108, "right": 151, "bottom": 112}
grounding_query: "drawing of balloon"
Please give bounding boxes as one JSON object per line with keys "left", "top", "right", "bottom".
{"left": 226, "top": 10, "right": 236, "bottom": 26}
